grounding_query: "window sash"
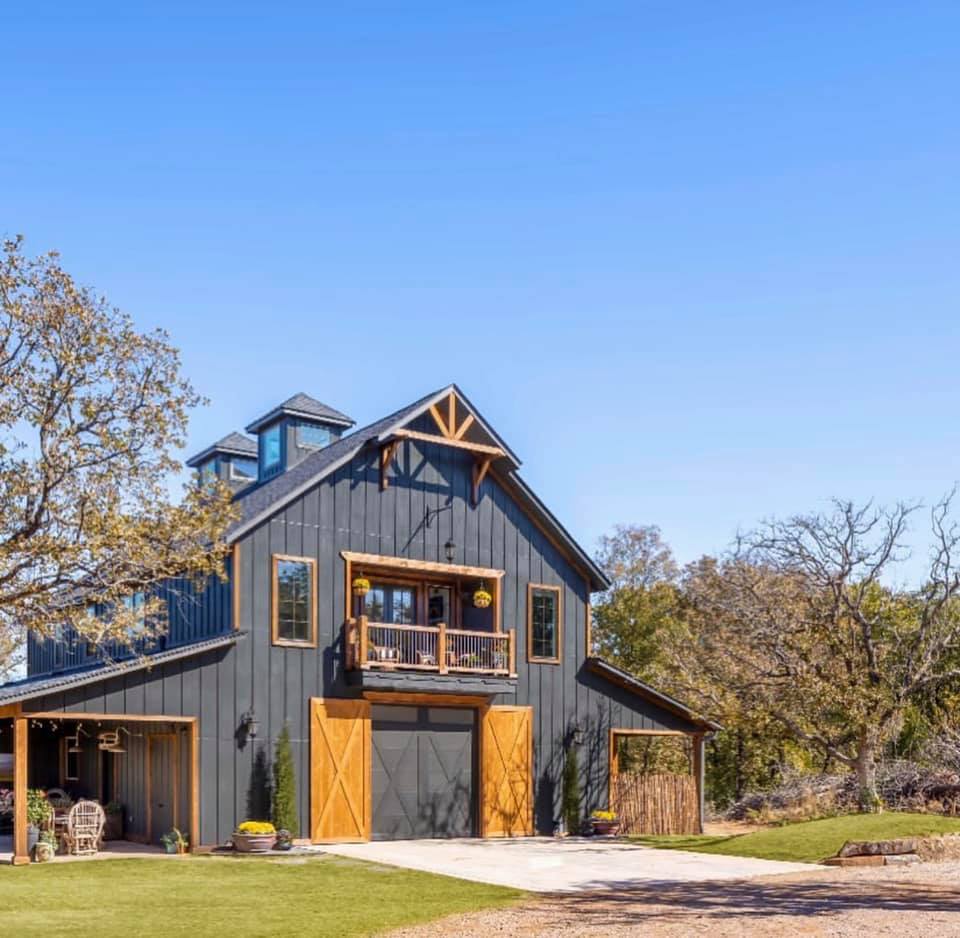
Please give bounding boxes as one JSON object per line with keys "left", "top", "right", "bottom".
{"left": 529, "top": 586, "right": 560, "bottom": 661}
{"left": 275, "top": 558, "right": 314, "bottom": 644}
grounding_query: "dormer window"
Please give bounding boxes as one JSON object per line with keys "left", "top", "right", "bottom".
{"left": 199, "top": 459, "right": 218, "bottom": 489}
{"left": 260, "top": 424, "right": 282, "bottom": 477}
{"left": 297, "top": 423, "right": 331, "bottom": 449}
{"left": 230, "top": 457, "right": 257, "bottom": 482}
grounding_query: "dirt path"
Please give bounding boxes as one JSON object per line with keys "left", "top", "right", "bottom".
{"left": 387, "top": 861, "right": 960, "bottom": 937}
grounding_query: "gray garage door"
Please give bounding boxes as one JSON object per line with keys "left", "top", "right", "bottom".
{"left": 371, "top": 705, "right": 475, "bottom": 840}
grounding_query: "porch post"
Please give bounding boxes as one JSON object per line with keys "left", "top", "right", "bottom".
{"left": 13, "top": 717, "right": 29, "bottom": 865}
{"left": 692, "top": 733, "right": 705, "bottom": 834}
{"left": 189, "top": 720, "right": 200, "bottom": 852}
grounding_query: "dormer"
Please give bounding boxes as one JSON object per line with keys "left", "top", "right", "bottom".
{"left": 186, "top": 432, "right": 258, "bottom": 492}
{"left": 245, "top": 393, "right": 354, "bottom": 480}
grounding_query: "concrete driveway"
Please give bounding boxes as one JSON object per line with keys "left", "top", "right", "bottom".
{"left": 320, "top": 837, "right": 813, "bottom": 892}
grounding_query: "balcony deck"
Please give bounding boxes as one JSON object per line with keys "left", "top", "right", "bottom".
{"left": 346, "top": 617, "right": 516, "bottom": 677}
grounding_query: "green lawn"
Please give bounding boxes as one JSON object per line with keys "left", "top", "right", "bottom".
{"left": 631, "top": 812, "right": 960, "bottom": 863}
{"left": 0, "top": 855, "right": 522, "bottom": 937}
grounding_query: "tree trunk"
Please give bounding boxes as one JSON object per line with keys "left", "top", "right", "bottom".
{"left": 853, "top": 731, "right": 881, "bottom": 813}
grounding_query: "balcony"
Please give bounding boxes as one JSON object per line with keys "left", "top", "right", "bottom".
{"left": 346, "top": 616, "right": 517, "bottom": 677}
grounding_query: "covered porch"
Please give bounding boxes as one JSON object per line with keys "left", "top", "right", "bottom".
{"left": 0, "top": 707, "right": 198, "bottom": 865}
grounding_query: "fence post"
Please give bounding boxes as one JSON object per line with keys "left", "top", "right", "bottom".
{"left": 693, "top": 734, "right": 705, "bottom": 834}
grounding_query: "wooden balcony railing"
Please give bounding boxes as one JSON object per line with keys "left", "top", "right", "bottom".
{"left": 345, "top": 616, "right": 516, "bottom": 677}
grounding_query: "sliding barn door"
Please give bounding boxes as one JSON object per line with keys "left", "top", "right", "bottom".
{"left": 310, "top": 698, "right": 371, "bottom": 842}
{"left": 481, "top": 706, "right": 533, "bottom": 837}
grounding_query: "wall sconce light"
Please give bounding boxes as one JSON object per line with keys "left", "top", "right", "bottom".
{"left": 242, "top": 709, "right": 259, "bottom": 740}
{"left": 444, "top": 539, "right": 456, "bottom": 563}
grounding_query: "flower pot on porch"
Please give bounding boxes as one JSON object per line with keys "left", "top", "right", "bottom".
{"left": 26, "top": 824, "right": 40, "bottom": 855}
{"left": 232, "top": 832, "right": 277, "bottom": 853}
{"left": 590, "top": 820, "right": 620, "bottom": 836}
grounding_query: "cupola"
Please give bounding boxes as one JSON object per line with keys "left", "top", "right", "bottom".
{"left": 244, "top": 393, "right": 354, "bottom": 480}
{"left": 186, "top": 432, "right": 258, "bottom": 492}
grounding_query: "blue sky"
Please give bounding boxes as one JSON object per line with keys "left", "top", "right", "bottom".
{"left": 5, "top": 3, "right": 960, "bottom": 582}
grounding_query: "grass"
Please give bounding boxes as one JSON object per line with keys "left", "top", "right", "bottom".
{"left": 0, "top": 855, "right": 523, "bottom": 937}
{"left": 631, "top": 812, "right": 960, "bottom": 863}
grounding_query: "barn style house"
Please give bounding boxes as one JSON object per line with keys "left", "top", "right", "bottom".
{"left": 0, "top": 385, "right": 715, "bottom": 863}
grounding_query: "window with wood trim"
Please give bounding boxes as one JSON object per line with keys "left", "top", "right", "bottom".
{"left": 272, "top": 555, "right": 317, "bottom": 646}
{"left": 528, "top": 584, "right": 561, "bottom": 663}
{"left": 60, "top": 736, "right": 80, "bottom": 782}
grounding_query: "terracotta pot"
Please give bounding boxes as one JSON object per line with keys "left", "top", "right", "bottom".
{"left": 591, "top": 820, "right": 620, "bottom": 836}
{"left": 232, "top": 832, "right": 277, "bottom": 853}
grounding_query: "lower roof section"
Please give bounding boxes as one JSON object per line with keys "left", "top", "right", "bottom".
{"left": 585, "top": 657, "right": 722, "bottom": 732}
{"left": 0, "top": 633, "right": 242, "bottom": 708}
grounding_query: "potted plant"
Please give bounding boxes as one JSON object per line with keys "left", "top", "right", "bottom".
{"left": 352, "top": 576, "right": 371, "bottom": 597}
{"left": 34, "top": 830, "right": 57, "bottom": 863}
{"left": 103, "top": 801, "right": 124, "bottom": 841}
{"left": 274, "top": 829, "right": 293, "bottom": 851}
{"left": 232, "top": 820, "right": 277, "bottom": 853}
{"left": 160, "top": 828, "right": 189, "bottom": 855}
{"left": 25, "top": 789, "right": 52, "bottom": 855}
{"left": 590, "top": 810, "right": 620, "bottom": 836}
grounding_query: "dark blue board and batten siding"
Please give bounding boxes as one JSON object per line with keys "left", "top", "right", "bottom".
{"left": 22, "top": 434, "right": 690, "bottom": 844}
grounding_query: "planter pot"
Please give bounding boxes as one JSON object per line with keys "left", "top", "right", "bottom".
{"left": 232, "top": 832, "right": 277, "bottom": 854}
{"left": 591, "top": 820, "right": 620, "bottom": 836}
{"left": 104, "top": 811, "right": 124, "bottom": 841}
{"left": 27, "top": 824, "right": 40, "bottom": 854}
{"left": 34, "top": 841, "right": 55, "bottom": 863}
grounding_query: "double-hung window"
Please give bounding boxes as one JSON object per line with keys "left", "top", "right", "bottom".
{"left": 272, "top": 555, "right": 317, "bottom": 646}
{"left": 528, "top": 584, "right": 562, "bottom": 663}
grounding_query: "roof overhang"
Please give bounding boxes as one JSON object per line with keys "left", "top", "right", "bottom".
{"left": 0, "top": 633, "right": 243, "bottom": 708}
{"left": 246, "top": 407, "right": 355, "bottom": 434}
{"left": 586, "top": 657, "right": 722, "bottom": 732}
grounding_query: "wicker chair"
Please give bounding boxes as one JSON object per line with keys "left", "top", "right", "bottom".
{"left": 64, "top": 800, "right": 105, "bottom": 856}
{"left": 46, "top": 788, "right": 72, "bottom": 810}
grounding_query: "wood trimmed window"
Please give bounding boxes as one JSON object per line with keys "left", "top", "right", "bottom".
{"left": 271, "top": 554, "right": 318, "bottom": 647}
{"left": 59, "top": 736, "right": 80, "bottom": 783}
{"left": 527, "top": 584, "right": 562, "bottom": 664}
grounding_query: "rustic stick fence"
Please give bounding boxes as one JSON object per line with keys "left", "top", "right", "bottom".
{"left": 611, "top": 772, "right": 700, "bottom": 835}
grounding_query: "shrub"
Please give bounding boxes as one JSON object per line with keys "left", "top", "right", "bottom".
{"left": 272, "top": 724, "right": 298, "bottom": 836}
{"left": 562, "top": 747, "right": 581, "bottom": 834}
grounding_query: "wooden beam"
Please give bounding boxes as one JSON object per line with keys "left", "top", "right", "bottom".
{"left": 379, "top": 440, "right": 400, "bottom": 491}
{"left": 231, "top": 542, "right": 241, "bottom": 631}
{"left": 362, "top": 691, "right": 491, "bottom": 708}
{"left": 23, "top": 711, "right": 197, "bottom": 724}
{"left": 472, "top": 456, "right": 492, "bottom": 507}
{"left": 340, "top": 550, "right": 505, "bottom": 582}
{"left": 13, "top": 717, "right": 28, "bottom": 864}
{"left": 453, "top": 413, "right": 474, "bottom": 441}
{"left": 389, "top": 428, "right": 504, "bottom": 458}
{"left": 189, "top": 720, "right": 200, "bottom": 851}
{"left": 693, "top": 733, "right": 705, "bottom": 834}
{"left": 428, "top": 403, "right": 452, "bottom": 438}
{"left": 447, "top": 391, "right": 456, "bottom": 440}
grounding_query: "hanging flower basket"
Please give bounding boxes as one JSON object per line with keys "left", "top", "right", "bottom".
{"left": 352, "top": 576, "right": 371, "bottom": 597}
{"left": 473, "top": 584, "right": 493, "bottom": 609}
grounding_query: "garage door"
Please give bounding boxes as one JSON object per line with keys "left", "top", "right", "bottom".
{"left": 371, "top": 705, "right": 475, "bottom": 840}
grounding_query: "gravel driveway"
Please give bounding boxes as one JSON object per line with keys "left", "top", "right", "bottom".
{"left": 387, "top": 860, "right": 960, "bottom": 937}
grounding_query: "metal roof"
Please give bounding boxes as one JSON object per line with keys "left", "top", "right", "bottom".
{"left": 186, "top": 431, "right": 257, "bottom": 468}
{"left": 245, "top": 393, "right": 355, "bottom": 433}
{"left": 0, "top": 633, "right": 242, "bottom": 706}
{"left": 586, "top": 657, "right": 722, "bottom": 731}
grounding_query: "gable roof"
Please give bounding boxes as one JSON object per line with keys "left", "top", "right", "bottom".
{"left": 186, "top": 431, "right": 257, "bottom": 468}
{"left": 245, "top": 393, "right": 355, "bottom": 433}
{"left": 0, "top": 632, "right": 242, "bottom": 706}
{"left": 227, "top": 384, "right": 610, "bottom": 591}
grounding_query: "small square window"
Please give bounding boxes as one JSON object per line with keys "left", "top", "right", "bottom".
{"left": 230, "top": 457, "right": 257, "bottom": 481}
{"left": 297, "top": 423, "right": 331, "bottom": 449}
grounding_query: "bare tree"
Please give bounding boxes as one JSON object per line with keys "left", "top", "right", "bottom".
{"left": 673, "top": 495, "right": 960, "bottom": 809}
{"left": 0, "top": 237, "right": 234, "bottom": 675}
